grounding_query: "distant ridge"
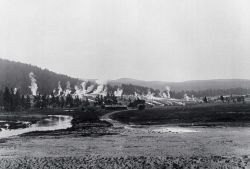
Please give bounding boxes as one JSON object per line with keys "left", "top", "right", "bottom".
{"left": 109, "top": 78, "right": 250, "bottom": 91}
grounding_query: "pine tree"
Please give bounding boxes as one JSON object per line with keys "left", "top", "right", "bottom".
{"left": 50, "top": 93, "right": 55, "bottom": 107}
{"left": 9, "top": 88, "right": 15, "bottom": 111}
{"left": 66, "top": 94, "right": 73, "bottom": 107}
{"left": 25, "top": 95, "right": 31, "bottom": 109}
{"left": 60, "top": 96, "right": 65, "bottom": 108}
{"left": 0, "top": 90, "right": 3, "bottom": 108}
{"left": 3, "top": 87, "right": 11, "bottom": 111}
{"left": 85, "top": 97, "right": 90, "bottom": 106}
{"left": 41, "top": 94, "right": 48, "bottom": 109}
{"left": 13, "top": 90, "right": 21, "bottom": 110}
{"left": 21, "top": 95, "right": 25, "bottom": 109}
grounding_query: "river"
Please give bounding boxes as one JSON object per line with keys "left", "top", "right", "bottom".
{"left": 0, "top": 115, "right": 73, "bottom": 139}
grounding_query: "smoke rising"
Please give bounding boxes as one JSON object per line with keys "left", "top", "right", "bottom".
{"left": 86, "top": 85, "right": 95, "bottom": 94}
{"left": 74, "top": 82, "right": 88, "bottom": 99}
{"left": 184, "top": 93, "right": 191, "bottom": 101}
{"left": 114, "top": 88, "right": 123, "bottom": 97}
{"left": 64, "top": 81, "right": 71, "bottom": 96}
{"left": 92, "top": 80, "right": 107, "bottom": 96}
{"left": 14, "top": 88, "right": 18, "bottom": 95}
{"left": 165, "top": 86, "right": 171, "bottom": 98}
{"left": 29, "top": 72, "right": 38, "bottom": 96}
{"left": 57, "top": 81, "right": 63, "bottom": 96}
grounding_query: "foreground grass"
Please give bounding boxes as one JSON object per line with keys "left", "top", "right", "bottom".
{"left": 112, "top": 103, "right": 250, "bottom": 126}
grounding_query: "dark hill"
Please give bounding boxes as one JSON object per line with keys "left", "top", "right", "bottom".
{"left": 0, "top": 58, "right": 82, "bottom": 94}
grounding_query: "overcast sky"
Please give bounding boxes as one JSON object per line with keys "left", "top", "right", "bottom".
{"left": 0, "top": 0, "right": 250, "bottom": 82}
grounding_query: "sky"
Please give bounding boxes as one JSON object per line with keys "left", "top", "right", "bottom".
{"left": 0, "top": 0, "right": 250, "bottom": 82}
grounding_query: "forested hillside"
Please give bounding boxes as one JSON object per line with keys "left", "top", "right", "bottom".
{"left": 0, "top": 59, "right": 81, "bottom": 94}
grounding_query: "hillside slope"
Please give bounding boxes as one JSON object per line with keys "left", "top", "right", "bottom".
{"left": 0, "top": 58, "right": 81, "bottom": 94}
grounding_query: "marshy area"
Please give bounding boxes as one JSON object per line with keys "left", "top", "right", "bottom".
{"left": 0, "top": 104, "right": 250, "bottom": 168}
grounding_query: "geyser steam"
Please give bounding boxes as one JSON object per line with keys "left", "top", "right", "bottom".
{"left": 163, "top": 86, "right": 171, "bottom": 99}
{"left": 29, "top": 72, "right": 38, "bottom": 96}
{"left": 114, "top": 88, "right": 123, "bottom": 97}
{"left": 64, "top": 81, "right": 71, "bottom": 96}
{"left": 57, "top": 81, "right": 63, "bottom": 96}
{"left": 92, "top": 80, "right": 107, "bottom": 96}
{"left": 14, "top": 88, "right": 18, "bottom": 95}
{"left": 74, "top": 81, "right": 87, "bottom": 99}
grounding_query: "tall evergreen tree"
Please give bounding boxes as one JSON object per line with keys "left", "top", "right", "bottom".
{"left": 13, "top": 90, "right": 21, "bottom": 110}
{"left": 3, "top": 87, "right": 11, "bottom": 111}
{"left": 21, "top": 95, "right": 25, "bottom": 109}
{"left": 66, "top": 94, "right": 73, "bottom": 107}
{"left": 25, "top": 95, "right": 31, "bottom": 109}
{"left": 0, "top": 90, "right": 3, "bottom": 108}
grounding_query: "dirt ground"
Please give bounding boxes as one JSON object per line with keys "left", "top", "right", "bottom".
{"left": 0, "top": 107, "right": 250, "bottom": 168}
{"left": 0, "top": 128, "right": 250, "bottom": 168}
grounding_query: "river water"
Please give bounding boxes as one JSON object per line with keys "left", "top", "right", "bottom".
{"left": 0, "top": 115, "right": 73, "bottom": 139}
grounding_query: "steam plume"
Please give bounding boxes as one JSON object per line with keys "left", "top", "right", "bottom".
{"left": 64, "top": 81, "right": 71, "bottom": 96}
{"left": 74, "top": 81, "right": 87, "bottom": 99}
{"left": 14, "top": 88, "right": 18, "bottom": 95}
{"left": 114, "top": 88, "right": 123, "bottom": 97}
{"left": 86, "top": 85, "right": 95, "bottom": 93}
{"left": 92, "top": 80, "right": 107, "bottom": 96}
{"left": 29, "top": 72, "right": 38, "bottom": 96}
{"left": 57, "top": 81, "right": 63, "bottom": 96}
{"left": 184, "top": 93, "right": 191, "bottom": 101}
{"left": 146, "top": 89, "right": 154, "bottom": 100}
{"left": 165, "top": 86, "right": 171, "bottom": 98}
{"left": 134, "top": 92, "right": 141, "bottom": 99}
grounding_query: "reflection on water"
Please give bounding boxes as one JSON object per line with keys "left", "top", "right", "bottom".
{"left": 0, "top": 115, "right": 72, "bottom": 139}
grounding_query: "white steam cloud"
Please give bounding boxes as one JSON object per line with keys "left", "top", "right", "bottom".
{"left": 92, "top": 80, "right": 107, "bottom": 96}
{"left": 14, "top": 88, "right": 18, "bottom": 95}
{"left": 57, "top": 81, "right": 63, "bottom": 96}
{"left": 74, "top": 82, "right": 88, "bottom": 99}
{"left": 184, "top": 93, "right": 191, "bottom": 101}
{"left": 86, "top": 85, "right": 95, "bottom": 93}
{"left": 29, "top": 72, "right": 38, "bottom": 96}
{"left": 164, "top": 86, "right": 171, "bottom": 98}
{"left": 114, "top": 88, "right": 123, "bottom": 97}
{"left": 64, "top": 81, "right": 71, "bottom": 96}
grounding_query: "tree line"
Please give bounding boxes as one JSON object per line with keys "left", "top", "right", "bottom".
{"left": 0, "top": 87, "right": 92, "bottom": 111}
{"left": 0, "top": 87, "right": 121, "bottom": 111}
{"left": 0, "top": 87, "right": 31, "bottom": 111}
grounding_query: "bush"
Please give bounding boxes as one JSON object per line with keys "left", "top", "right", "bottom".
{"left": 138, "top": 104, "right": 145, "bottom": 110}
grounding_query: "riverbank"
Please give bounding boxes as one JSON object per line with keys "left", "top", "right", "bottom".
{"left": 0, "top": 107, "right": 116, "bottom": 138}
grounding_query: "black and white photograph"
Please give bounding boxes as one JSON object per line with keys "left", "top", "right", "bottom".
{"left": 0, "top": 0, "right": 250, "bottom": 168}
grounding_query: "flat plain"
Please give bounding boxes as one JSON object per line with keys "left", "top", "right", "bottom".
{"left": 0, "top": 104, "right": 250, "bottom": 168}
